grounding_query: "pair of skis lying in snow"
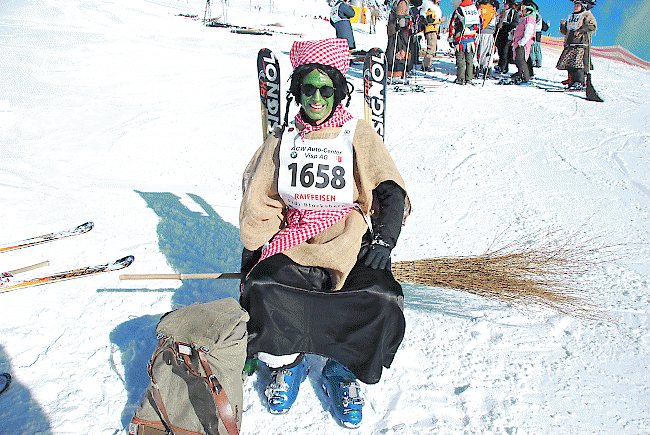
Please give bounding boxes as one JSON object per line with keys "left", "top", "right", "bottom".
{"left": 0, "top": 222, "right": 133, "bottom": 293}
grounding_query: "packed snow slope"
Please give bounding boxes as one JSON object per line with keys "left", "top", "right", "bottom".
{"left": 1, "top": 0, "right": 649, "bottom": 434}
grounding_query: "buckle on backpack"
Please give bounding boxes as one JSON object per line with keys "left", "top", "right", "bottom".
{"left": 176, "top": 342, "right": 192, "bottom": 356}
{"left": 209, "top": 374, "right": 223, "bottom": 394}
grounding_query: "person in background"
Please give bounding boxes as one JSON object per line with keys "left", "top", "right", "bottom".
{"left": 448, "top": 0, "right": 481, "bottom": 84}
{"left": 387, "top": 0, "right": 422, "bottom": 78}
{"left": 529, "top": 1, "right": 547, "bottom": 69}
{"left": 420, "top": 0, "right": 444, "bottom": 71}
{"left": 510, "top": 1, "right": 537, "bottom": 85}
{"left": 475, "top": 0, "right": 498, "bottom": 79}
{"left": 556, "top": 0, "right": 597, "bottom": 90}
{"left": 495, "top": 0, "right": 517, "bottom": 74}
{"left": 330, "top": 0, "right": 357, "bottom": 50}
{"left": 370, "top": 2, "right": 380, "bottom": 34}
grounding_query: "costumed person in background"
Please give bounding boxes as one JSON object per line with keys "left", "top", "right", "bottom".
{"left": 475, "top": 0, "right": 498, "bottom": 79}
{"left": 448, "top": 0, "right": 481, "bottom": 85}
{"left": 420, "top": 0, "right": 444, "bottom": 71}
{"left": 330, "top": 0, "right": 357, "bottom": 50}
{"left": 239, "top": 38, "right": 410, "bottom": 428}
{"left": 557, "top": 0, "right": 597, "bottom": 90}
{"left": 495, "top": 0, "right": 517, "bottom": 74}
{"left": 387, "top": 0, "right": 422, "bottom": 78}
{"left": 510, "top": 1, "right": 536, "bottom": 85}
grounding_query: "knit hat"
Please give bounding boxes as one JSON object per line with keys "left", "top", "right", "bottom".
{"left": 289, "top": 38, "right": 350, "bottom": 75}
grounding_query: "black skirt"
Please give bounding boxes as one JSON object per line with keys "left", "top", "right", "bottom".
{"left": 240, "top": 254, "right": 406, "bottom": 384}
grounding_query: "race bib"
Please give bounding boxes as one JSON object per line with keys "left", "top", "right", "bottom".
{"left": 460, "top": 5, "right": 480, "bottom": 27}
{"left": 278, "top": 120, "right": 357, "bottom": 210}
{"left": 567, "top": 12, "right": 584, "bottom": 31}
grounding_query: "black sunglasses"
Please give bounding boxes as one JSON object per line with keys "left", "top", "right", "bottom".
{"left": 300, "top": 83, "right": 335, "bottom": 98}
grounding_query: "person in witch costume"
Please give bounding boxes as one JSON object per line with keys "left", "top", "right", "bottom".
{"left": 510, "top": 1, "right": 537, "bottom": 85}
{"left": 239, "top": 38, "right": 410, "bottom": 428}
{"left": 556, "top": 0, "right": 597, "bottom": 90}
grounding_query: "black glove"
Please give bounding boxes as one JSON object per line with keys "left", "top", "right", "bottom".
{"left": 359, "top": 237, "right": 392, "bottom": 270}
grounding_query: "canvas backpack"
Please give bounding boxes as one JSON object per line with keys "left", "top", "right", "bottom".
{"left": 128, "top": 298, "right": 249, "bottom": 435}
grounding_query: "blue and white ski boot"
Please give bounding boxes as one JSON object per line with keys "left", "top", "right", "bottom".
{"left": 264, "top": 358, "right": 309, "bottom": 414}
{"left": 321, "top": 359, "right": 364, "bottom": 428}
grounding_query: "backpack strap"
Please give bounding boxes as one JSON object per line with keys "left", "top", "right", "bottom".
{"left": 147, "top": 336, "right": 240, "bottom": 435}
{"left": 197, "top": 351, "right": 240, "bottom": 435}
{"left": 147, "top": 338, "right": 178, "bottom": 435}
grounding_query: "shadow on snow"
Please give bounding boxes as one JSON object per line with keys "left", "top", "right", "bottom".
{"left": 109, "top": 191, "right": 242, "bottom": 429}
{"left": 0, "top": 345, "right": 53, "bottom": 434}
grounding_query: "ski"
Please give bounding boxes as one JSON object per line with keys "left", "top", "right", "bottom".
{"left": 0, "top": 255, "right": 134, "bottom": 294}
{"left": 391, "top": 83, "right": 444, "bottom": 93}
{"left": 257, "top": 48, "right": 281, "bottom": 142}
{"left": 0, "top": 222, "right": 94, "bottom": 254}
{"left": 0, "top": 373, "right": 10, "bottom": 396}
{"left": 363, "top": 48, "right": 387, "bottom": 140}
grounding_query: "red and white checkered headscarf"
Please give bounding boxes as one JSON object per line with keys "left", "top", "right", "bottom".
{"left": 290, "top": 38, "right": 350, "bottom": 75}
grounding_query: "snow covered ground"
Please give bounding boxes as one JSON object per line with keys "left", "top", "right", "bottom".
{"left": 1, "top": 0, "right": 649, "bottom": 433}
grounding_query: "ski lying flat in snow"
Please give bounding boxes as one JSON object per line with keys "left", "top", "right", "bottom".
{"left": 0, "top": 222, "right": 94, "bottom": 254}
{"left": 0, "top": 255, "right": 134, "bottom": 293}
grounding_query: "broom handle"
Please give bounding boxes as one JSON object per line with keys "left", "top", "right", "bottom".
{"left": 120, "top": 273, "right": 241, "bottom": 280}
{"left": 8, "top": 261, "right": 50, "bottom": 275}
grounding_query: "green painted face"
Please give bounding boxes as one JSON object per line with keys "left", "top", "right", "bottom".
{"left": 300, "top": 70, "right": 335, "bottom": 124}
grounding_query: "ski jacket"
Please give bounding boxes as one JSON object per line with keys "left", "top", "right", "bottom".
{"left": 560, "top": 10, "right": 597, "bottom": 47}
{"left": 240, "top": 119, "right": 410, "bottom": 290}
{"left": 421, "top": 0, "right": 443, "bottom": 34}
{"left": 330, "top": 1, "right": 357, "bottom": 49}
{"left": 448, "top": 0, "right": 480, "bottom": 52}
{"left": 512, "top": 13, "right": 536, "bottom": 60}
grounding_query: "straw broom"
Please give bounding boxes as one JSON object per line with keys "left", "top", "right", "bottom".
{"left": 391, "top": 229, "right": 621, "bottom": 321}
{"left": 121, "top": 229, "right": 621, "bottom": 321}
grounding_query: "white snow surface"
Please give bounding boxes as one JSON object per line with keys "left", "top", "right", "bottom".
{"left": 1, "top": 0, "right": 650, "bottom": 434}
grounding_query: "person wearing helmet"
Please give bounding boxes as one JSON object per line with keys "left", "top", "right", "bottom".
{"left": 239, "top": 38, "right": 410, "bottom": 428}
{"left": 556, "top": 0, "right": 598, "bottom": 90}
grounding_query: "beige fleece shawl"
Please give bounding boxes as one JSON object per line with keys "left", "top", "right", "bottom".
{"left": 240, "top": 118, "right": 410, "bottom": 290}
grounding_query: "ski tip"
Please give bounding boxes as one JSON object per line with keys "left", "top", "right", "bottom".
{"left": 116, "top": 255, "right": 135, "bottom": 268}
{"left": 76, "top": 222, "right": 94, "bottom": 233}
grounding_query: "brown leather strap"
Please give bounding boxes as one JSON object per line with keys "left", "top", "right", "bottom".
{"left": 145, "top": 336, "right": 240, "bottom": 435}
{"left": 149, "top": 382, "right": 176, "bottom": 435}
{"left": 198, "top": 351, "right": 240, "bottom": 435}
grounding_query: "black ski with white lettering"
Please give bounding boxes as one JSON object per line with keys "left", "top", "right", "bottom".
{"left": 257, "top": 48, "right": 282, "bottom": 141}
{"left": 363, "top": 48, "right": 387, "bottom": 140}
